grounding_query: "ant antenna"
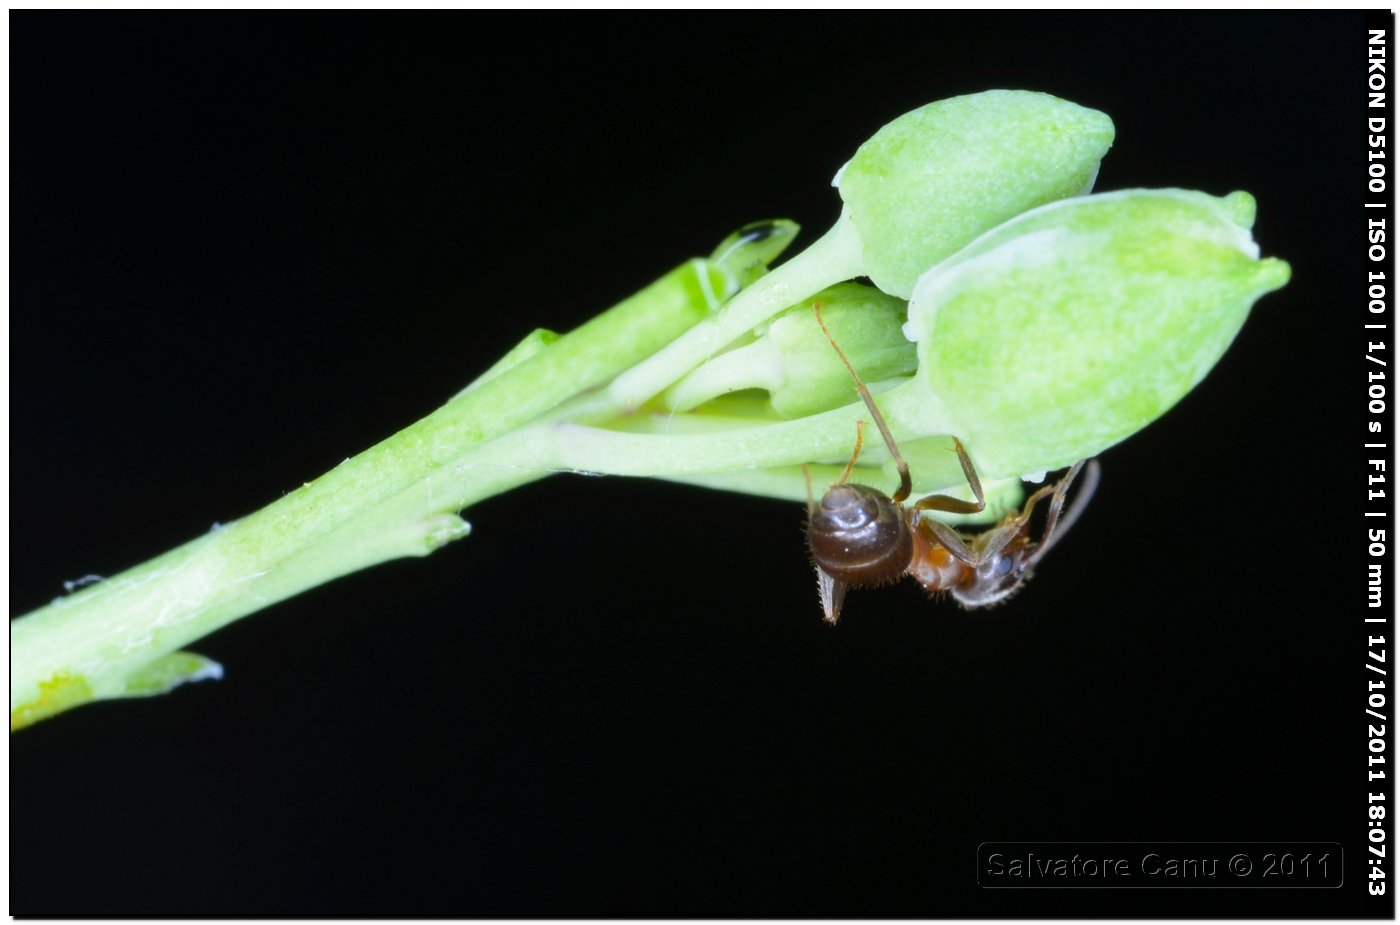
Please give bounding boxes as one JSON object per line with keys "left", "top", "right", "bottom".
{"left": 811, "top": 303, "right": 912, "bottom": 504}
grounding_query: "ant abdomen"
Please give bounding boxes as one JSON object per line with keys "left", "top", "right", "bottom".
{"left": 807, "top": 483, "right": 912, "bottom": 587}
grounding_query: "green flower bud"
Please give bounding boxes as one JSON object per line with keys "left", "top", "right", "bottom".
{"left": 905, "top": 188, "right": 1291, "bottom": 479}
{"left": 765, "top": 282, "right": 915, "bottom": 418}
{"left": 660, "top": 282, "right": 914, "bottom": 418}
{"left": 837, "top": 90, "right": 1115, "bottom": 299}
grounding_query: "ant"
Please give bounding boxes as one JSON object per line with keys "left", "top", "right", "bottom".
{"left": 805, "top": 304, "right": 1100, "bottom": 623}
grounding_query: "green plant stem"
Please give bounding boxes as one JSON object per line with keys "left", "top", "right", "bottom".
{"left": 10, "top": 260, "right": 736, "bottom": 729}
{"left": 9, "top": 233, "right": 966, "bottom": 731}
{"left": 605, "top": 212, "right": 865, "bottom": 411}
{"left": 463, "top": 377, "right": 960, "bottom": 482}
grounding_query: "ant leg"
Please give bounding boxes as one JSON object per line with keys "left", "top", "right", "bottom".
{"left": 804, "top": 461, "right": 848, "bottom": 623}
{"left": 812, "top": 303, "right": 912, "bottom": 503}
{"left": 816, "top": 566, "right": 848, "bottom": 625}
{"left": 919, "top": 518, "right": 979, "bottom": 566}
{"left": 837, "top": 420, "right": 865, "bottom": 486}
{"left": 1037, "top": 460, "right": 1084, "bottom": 542}
{"left": 910, "top": 437, "right": 986, "bottom": 517}
{"left": 802, "top": 463, "right": 815, "bottom": 519}
{"left": 943, "top": 459, "right": 1095, "bottom": 570}
{"left": 909, "top": 437, "right": 990, "bottom": 567}
{"left": 1027, "top": 459, "right": 1097, "bottom": 566}
{"left": 921, "top": 485, "right": 1043, "bottom": 569}
{"left": 817, "top": 422, "right": 866, "bottom": 623}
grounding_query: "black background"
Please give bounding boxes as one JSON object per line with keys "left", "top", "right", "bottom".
{"left": 10, "top": 11, "right": 1385, "bottom": 918}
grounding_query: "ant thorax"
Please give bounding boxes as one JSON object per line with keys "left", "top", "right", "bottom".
{"left": 905, "top": 518, "right": 972, "bottom": 597}
{"left": 905, "top": 479, "right": 1068, "bottom": 609}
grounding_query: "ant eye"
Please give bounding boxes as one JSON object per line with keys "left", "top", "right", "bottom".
{"left": 994, "top": 556, "right": 1015, "bottom": 577}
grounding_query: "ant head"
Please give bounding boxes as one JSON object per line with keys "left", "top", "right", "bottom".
{"left": 946, "top": 459, "right": 1099, "bottom": 609}
{"left": 807, "top": 483, "right": 912, "bottom": 587}
{"left": 950, "top": 542, "right": 1034, "bottom": 609}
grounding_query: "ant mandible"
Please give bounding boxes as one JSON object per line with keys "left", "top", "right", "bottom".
{"left": 805, "top": 303, "right": 1100, "bottom": 623}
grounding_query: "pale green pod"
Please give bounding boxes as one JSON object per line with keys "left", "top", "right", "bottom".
{"left": 659, "top": 282, "right": 914, "bottom": 418}
{"left": 765, "top": 282, "right": 915, "bottom": 418}
{"left": 837, "top": 90, "right": 1116, "bottom": 298}
{"left": 905, "top": 188, "right": 1291, "bottom": 479}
